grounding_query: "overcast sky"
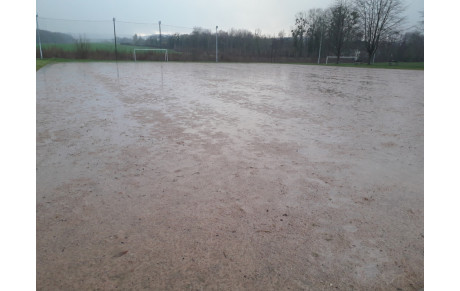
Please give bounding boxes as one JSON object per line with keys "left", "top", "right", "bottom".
{"left": 36, "top": 0, "right": 424, "bottom": 38}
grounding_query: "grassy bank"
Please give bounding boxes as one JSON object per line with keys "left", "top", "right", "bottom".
{"left": 37, "top": 57, "right": 423, "bottom": 71}
{"left": 36, "top": 44, "right": 423, "bottom": 69}
{"left": 38, "top": 43, "right": 149, "bottom": 53}
{"left": 36, "top": 59, "right": 55, "bottom": 71}
{"left": 36, "top": 58, "right": 120, "bottom": 71}
{"left": 321, "top": 61, "right": 423, "bottom": 70}
{"left": 37, "top": 43, "right": 182, "bottom": 61}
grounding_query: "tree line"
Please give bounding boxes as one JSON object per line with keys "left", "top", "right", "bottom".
{"left": 123, "top": 0, "right": 421, "bottom": 63}
{"left": 291, "top": 0, "right": 423, "bottom": 64}
{"left": 37, "top": 0, "right": 423, "bottom": 63}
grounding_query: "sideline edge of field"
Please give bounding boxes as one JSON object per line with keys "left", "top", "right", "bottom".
{"left": 36, "top": 58, "right": 424, "bottom": 71}
{"left": 321, "top": 62, "right": 423, "bottom": 70}
{"left": 36, "top": 58, "right": 119, "bottom": 71}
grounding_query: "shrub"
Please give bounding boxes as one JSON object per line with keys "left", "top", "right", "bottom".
{"left": 75, "top": 36, "right": 90, "bottom": 59}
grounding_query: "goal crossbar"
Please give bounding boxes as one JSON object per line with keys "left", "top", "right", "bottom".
{"left": 325, "top": 56, "right": 357, "bottom": 64}
{"left": 133, "top": 49, "right": 168, "bottom": 62}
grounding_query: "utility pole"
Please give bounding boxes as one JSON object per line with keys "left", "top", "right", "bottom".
{"left": 317, "top": 30, "right": 323, "bottom": 64}
{"left": 159, "top": 21, "right": 162, "bottom": 48}
{"left": 36, "top": 14, "right": 43, "bottom": 59}
{"left": 317, "top": 15, "right": 324, "bottom": 64}
{"left": 216, "top": 26, "right": 218, "bottom": 63}
{"left": 113, "top": 18, "right": 118, "bottom": 61}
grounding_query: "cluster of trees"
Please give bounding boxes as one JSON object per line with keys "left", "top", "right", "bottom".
{"left": 120, "top": 0, "right": 422, "bottom": 63}
{"left": 36, "top": 29, "right": 75, "bottom": 44}
{"left": 119, "top": 28, "right": 299, "bottom": 62}
{"left": 290, "top": 0, "right": 420, "bottom": 64}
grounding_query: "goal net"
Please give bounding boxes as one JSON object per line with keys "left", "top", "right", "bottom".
{"left": 133, "top": 49, "right": 168, "bottom": 62}
{"left": 325, "top": 56, "right": 357, "bottom": 64}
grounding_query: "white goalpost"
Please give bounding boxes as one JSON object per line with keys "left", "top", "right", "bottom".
{"left": 133, "top": 49, "right": 169, "bottom": 62}
{"left": 325, "top": 56, "right": 357, "bottom": 64}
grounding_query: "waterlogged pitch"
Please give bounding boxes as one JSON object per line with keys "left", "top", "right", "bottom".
{"left": 37, "top": 63, "right": 423, "bottom": 290}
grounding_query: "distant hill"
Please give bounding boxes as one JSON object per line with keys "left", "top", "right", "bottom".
{"left": 36, "top": 29, "right": 75, "bottom": 44}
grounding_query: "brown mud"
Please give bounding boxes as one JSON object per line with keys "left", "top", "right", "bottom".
{"left": 37, "top": 62, "right": 423, "bottom": 290}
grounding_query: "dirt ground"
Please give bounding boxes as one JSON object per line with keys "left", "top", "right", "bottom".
{"left": 36, "top": 62, "right": 423, "bottom": 290}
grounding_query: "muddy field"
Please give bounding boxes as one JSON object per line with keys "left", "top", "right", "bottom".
{"left": 36, "top": 63, "right": 423, "bottom": 290}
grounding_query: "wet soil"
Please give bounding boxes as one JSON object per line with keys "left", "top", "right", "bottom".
{"left": 36, "top": 62, "right": 423, "bottom": 290}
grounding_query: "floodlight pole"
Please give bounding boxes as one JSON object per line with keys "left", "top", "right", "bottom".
{"left": 36, "top": 14, "right": 43, "bottom": 59}
{"left": 318, "top": 16, "right": 323, "bottom": 64}
{"left": 159, "top": 21, "right": 162, "bottom": 48}
{"left": 216, "top": 26, "right": 218, "bottom": 63}
{"left": 113, "top": 18, "right": 118, "bottom": 61}
{"left": 318, "top": 29, "right": 323, "bottom": 64}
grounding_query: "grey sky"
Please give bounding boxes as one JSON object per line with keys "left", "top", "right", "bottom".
{"left": 36, "top": 0, "right": 424, "bottom": 38}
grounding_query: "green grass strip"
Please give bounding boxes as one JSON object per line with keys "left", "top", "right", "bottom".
{"left": 37, "top": 58, "right": 423, "bottom": 71}
{"left": 321, "top": 61, "right": 423, "bottom": 70}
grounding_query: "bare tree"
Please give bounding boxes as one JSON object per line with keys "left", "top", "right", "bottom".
{"left": 328, "top": 0, "right": 359, "bottom": 64}
{"left": 291, "top": 12, "right": 308, "bottom": 57}
{"left": 305, "top": 8, "right": 328, "bottom": 60}
{"left": 417, "top": 10, "right": 424, "bottom": 34}
{"left": 354, "top": 0, "right": 405, "bottom": 64}
{"left": 75, "top": 36, "right": 90, "bottom": 59}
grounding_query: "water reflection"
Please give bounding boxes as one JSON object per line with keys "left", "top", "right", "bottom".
{"left": 160, "top": 63, "right": 164, "bottom": 90}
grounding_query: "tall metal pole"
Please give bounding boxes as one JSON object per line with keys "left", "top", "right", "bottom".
{"left": 317, "top": 16, "right": 323, "bottom": 64}
{"left": 317, "top": 30, "right": 323, "bottom": 64}
{"left": 216, "top": 26, "right": 218, "bottom": 63}
{"left": 159, "top": 21, "right": 162, "bottom": 48}
{"left": 113, "top": 18, "right": 118, "bottom": 61}
{"left": 36, "top": 14, "right": 43, "bottom": 59}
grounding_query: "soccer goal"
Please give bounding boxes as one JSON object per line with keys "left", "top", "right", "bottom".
{"left": 133, "top": 49, "right": 168, "bottom": 62}
{"left": 325, "top": 56, "right": 357, "bottom": 64}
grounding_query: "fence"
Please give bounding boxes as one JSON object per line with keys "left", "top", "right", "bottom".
{"left": 37, "top": 15, "right": 422, "bottom": 63}
{"left": 36, "top": 16, "right": 198, "bottom": 61}
{"left": 35, "top": 15, "right": 310, "bottom": 63}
